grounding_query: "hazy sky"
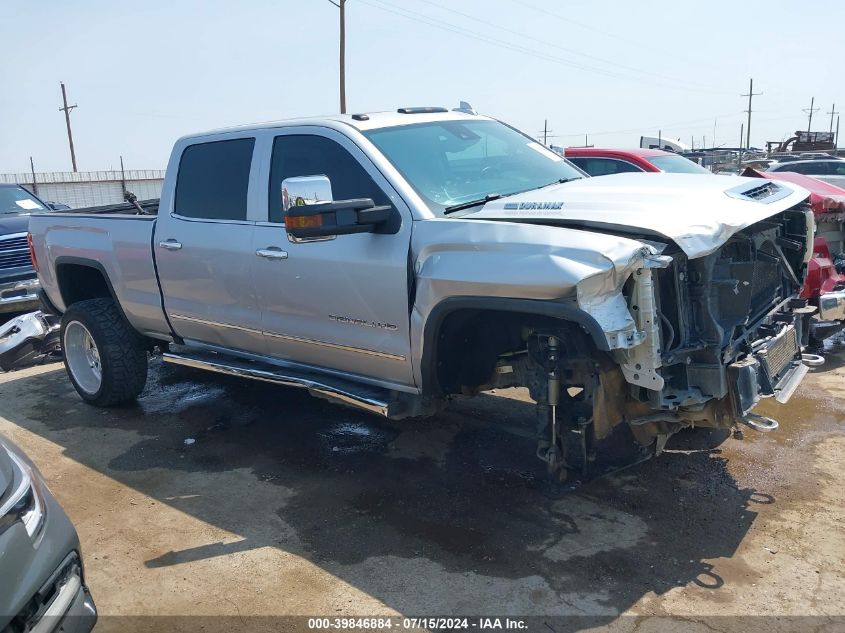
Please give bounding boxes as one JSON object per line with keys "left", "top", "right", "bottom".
{"left": 1, "top": 0, "right": 841, "bottom": 173}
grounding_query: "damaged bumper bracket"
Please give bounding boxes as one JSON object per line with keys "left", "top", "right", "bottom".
{"left": 728, "top": 323, "right": 807, "bottom": 418}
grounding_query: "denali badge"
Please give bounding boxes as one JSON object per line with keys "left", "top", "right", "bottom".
{"left": 329, "top": 314, "right": 398, "bottom": 331}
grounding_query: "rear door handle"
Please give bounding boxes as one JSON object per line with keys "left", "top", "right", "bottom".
{"left": 256, "top": 247, "right": 288, "bottom": 260}
{"left": 158, "top": 239, "right": 182, "bottom": 251}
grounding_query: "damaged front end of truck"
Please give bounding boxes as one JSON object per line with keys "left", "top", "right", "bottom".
{"left": 418, "top": 176, "right": 817, "bottom": 480}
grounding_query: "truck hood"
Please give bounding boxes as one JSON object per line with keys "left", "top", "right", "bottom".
{"left": 465, "top": 173, "right": 810, "bottom": 258}
{"left": 0, "top": 214, "right": 31, "bottom": 237}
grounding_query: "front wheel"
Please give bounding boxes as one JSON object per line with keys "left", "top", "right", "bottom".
{"left": 61, "top": 298, "right": 148, "bottom": 406}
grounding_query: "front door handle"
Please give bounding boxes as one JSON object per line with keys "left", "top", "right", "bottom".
{"left": 256, "top": 247, "right": 289, "bottom": 260}
{"left": 158, "top": 239, "right": 183, "bottom": 251}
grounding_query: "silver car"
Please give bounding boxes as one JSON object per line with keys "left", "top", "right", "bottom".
{"left": 0, "top": 433, "right": 97, "bottom": 633}
{"left": 767, "top": 158, "right": 845, "bottom": 188}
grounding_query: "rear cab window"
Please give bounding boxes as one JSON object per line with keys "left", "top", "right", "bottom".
{"left": 175, "top": 138, "right": 255, "bottom": 220}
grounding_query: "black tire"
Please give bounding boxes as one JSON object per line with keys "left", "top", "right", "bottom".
{"left": 61, "top": 298, "right": 148, "bottom": 406}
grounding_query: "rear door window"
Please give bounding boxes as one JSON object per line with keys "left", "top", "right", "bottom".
{"left": 175, "top": 138, "right": 255, "bottom": 220}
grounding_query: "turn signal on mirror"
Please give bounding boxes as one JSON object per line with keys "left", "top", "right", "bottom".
{"left": 284, "top": 214, "right": 323, "bottom": 230}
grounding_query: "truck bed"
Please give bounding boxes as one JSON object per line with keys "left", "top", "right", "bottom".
{"left": 28, "top": 211, "right": 170, "bottom": 339}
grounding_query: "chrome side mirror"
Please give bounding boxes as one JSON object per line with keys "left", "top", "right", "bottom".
{"left": 281, "top": 175, "right": 333, "bottom": 212}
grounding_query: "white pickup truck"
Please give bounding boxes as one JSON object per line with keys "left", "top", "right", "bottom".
{"left": 28, "top": 107, "right": 815, "bottom": 478}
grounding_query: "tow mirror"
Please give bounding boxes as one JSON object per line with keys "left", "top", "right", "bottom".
{"left": 282, "top": 175, "right": 394, "bottom": 239}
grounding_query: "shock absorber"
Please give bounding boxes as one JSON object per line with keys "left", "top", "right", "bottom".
{"left": 547, "top": 335, "right": 561, "bottom": 473}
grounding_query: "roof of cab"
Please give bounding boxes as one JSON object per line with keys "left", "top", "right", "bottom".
{"left": 181, "top": 109, "right": 491, "bottom": 141}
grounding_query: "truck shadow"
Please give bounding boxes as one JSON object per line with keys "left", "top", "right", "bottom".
{"left": 0, "top": 360, "right": 787, "bottom": 622}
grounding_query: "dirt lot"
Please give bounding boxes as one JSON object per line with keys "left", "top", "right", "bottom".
{"left": 1, "top": 342, "right": 844, "bottom": 632}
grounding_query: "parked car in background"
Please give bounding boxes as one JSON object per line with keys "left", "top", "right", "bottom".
{"left": 0, "top": 184, "right": 50, "bottom": 314}
{"left": 0, "top": 432, "right": 97, "bottom": 632}
{"left": 564, "top": 148, "right": 711, "bottom": 176}
{"left": 767, "top": 158, "right": 845, "bottom": 188}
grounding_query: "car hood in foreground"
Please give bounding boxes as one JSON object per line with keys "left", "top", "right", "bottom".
{"left": 465, "top": 173, "right": 810, "bottom": 258}
{"left": 0, "top": 435, "right": 15, "bottom": 503}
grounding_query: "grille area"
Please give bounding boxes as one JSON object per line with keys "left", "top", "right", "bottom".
{"left": 0, "top": 235, "right": 31, "bottom": 271}
{"left": 749, "top": 247, "right": 783, "bottom": 320}
{"left": 758, "top": 325, "right": 800, "bottom": 380}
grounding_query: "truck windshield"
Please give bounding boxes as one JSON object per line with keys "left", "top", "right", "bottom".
{"left": 0, "top": 186, "right": 47, "bottom": 214}
{"left": 364, "top": 120, "right": 584, "bottom": 215}
{"left": 649, "top": 155, "right": 710, "bottom": 174}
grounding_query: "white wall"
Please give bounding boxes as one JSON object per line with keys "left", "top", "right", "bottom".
{"left": 1, "top": 170, "right": 164, "bottom": 208}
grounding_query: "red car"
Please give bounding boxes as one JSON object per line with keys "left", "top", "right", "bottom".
{"left": 742, "top": 167, "right": 845, "bottom": 344}
{"left": 564, "top": 147, "right": 710, "bottom": 176}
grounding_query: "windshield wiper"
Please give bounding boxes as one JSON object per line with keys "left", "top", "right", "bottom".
{"left": 444, "top": 193, "right": 502, "bottom": 214}
{"left": 539, "top": 176, "right": 581, "bottom": 188}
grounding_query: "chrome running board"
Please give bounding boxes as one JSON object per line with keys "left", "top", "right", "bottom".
{"left": 162, "top": 350, "right": 395, "bottom": 417}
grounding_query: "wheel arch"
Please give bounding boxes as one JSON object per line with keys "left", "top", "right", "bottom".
{"left": 55, "top": 256, "right": 120, "bottom": 310}
{"left": 420, "top": 296, "right": 610, "bottom": 397}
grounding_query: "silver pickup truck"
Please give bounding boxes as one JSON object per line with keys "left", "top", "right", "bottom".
{"left": 28, "top": 107, "right": 816, "bottom": 478}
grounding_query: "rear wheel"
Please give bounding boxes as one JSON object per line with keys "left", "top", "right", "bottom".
{"left": 61, "top": 298, "right": 148, "bottom": 406}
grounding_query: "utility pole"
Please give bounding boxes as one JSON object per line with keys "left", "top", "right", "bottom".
{"left": 836, "top": 115, "right": 840, "bottom": 150}
{"left": 803, "top": 96, "right": 819, "bottom": 134}
{"left": 326, "top": 0, "right": 346, "bottom": 113}
{"left": 542, "top": 119, "right": 550, "bottom": 145}
{"left": 827, "top": 103, "right": 839, "bottom": 134}
{"left": 741, "top": 78, "right": 761, "bottom": 149}
{"left": 739, "top": 123, "right": 744, "bottom": 148}
{"left": 119, "top": 155, "right": 127, "bottom": 197}
{"left": 339, "top": 0, "right": 346, "bottom": 113}
{"left": 59, "top": 82, "right": 78, "bottom": 172}
{"left": 536, "top": 120, "right": 558, "bottom": 146}
{"left": 29, "top": 157, "right": 38, "bottom": 196}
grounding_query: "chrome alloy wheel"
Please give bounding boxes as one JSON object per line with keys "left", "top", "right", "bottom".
{"left": 64, "top": 321, "right": 102, "bottom": 395}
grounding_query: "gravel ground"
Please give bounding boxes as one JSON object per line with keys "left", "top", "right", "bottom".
{"left": 0, "top": 344, "right": 843, "bottom": 632}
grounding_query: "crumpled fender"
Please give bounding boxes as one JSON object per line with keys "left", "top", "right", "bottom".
{"left": 409, "top": 217, "right": 655, "bottom": 388}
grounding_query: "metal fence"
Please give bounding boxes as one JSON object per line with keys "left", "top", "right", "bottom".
{"left": 2, "top": 170, "right": 165, "bottom": 209}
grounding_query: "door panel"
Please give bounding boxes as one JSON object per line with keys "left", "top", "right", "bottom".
{"left": 155, "top": 136, "right": 264, "bottom": 353}
{"left": 254, "top": 130, "right": 415, "bottom": 388}
{"left": 156, "top": 218, "right": 262, "bottom": 351}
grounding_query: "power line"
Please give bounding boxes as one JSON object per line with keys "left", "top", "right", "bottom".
{"left": 508, "top": 0, "right": 723, "bottom": 84}
{"left": 740, "top": 78, "right": 762, "bottom": 149}
{"left": 415, "top": 0, "right": 720, "bottom": 93}
{"left": 357, "top": 0, "right": 729, "bottom": 94}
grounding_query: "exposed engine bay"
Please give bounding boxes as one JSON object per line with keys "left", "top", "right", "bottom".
{"left": 488, "top": 206, "right": 816, "bottom": 480}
